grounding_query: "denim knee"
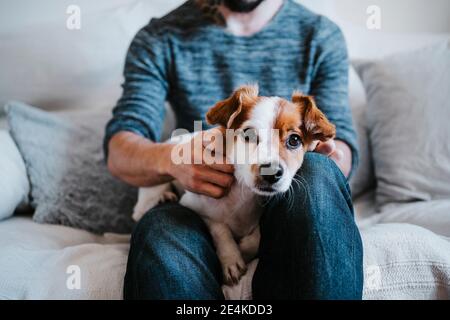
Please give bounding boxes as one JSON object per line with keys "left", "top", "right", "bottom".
{"left": 261, "top": 152, "right": 356, "bottom": 243}
{"left": 124, "top": 203, "right": 224, "bottom": 299}
{"left": 298, "top": 152, "right": 350, "bottom": 196}
{"left": 287, "top": 153, "right": 353, "bottom": 221}
{"left": 128, "top": 203, "right": 213, "bottom": 272}
{"left": 255, "top": 153, "right": 363, "bottom": 299}
{"left": 130, "top": 203, "right": 199, "bottom": 251}
{"left": 130, "top": 206, "right": 166, "bottom": 249}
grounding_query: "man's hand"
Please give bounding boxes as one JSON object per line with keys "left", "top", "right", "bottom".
{"left": 107, "top": 129, "right": 234, "bottom": 198}
{"left": 167, "top": 128, "right": 235, "bottom": 199}
{"left": 314, "top": 139, "right": 352, "bottom": 178}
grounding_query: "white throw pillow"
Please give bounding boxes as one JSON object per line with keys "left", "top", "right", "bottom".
{"left": 355, "top": 40, "right": 450, "bottom": 207}
{"left": 0, "top": 129, "right": 30, "bottom": 220}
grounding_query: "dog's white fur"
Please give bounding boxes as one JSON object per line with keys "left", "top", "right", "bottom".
{"left": 132, "top": 86, "right": 335, "bottom": 285}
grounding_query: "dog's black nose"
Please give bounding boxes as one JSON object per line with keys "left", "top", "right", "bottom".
{"left": 260, "top": 163, "right": 284, "bottom": 184}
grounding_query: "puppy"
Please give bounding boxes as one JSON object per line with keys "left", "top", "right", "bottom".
{"left": 133, "top": 85, "right": 335, "bottom": 285}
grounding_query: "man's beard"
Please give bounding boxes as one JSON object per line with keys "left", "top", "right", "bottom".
{"left": 223, "top": 0, "right": 265, "bottom": 13}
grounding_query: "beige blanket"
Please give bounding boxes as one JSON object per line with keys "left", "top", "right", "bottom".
{"left": 1, "top": 213, "right": 449, "bottom": 300}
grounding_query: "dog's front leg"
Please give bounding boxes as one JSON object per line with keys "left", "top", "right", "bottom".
{"left": 238, "top": 225, "right": 260, "bottom": 263}
{"left": 206, "top": 220, "right": 247, "bottom": 285}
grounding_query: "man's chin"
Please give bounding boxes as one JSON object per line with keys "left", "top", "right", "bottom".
{"left": 223, "top": 0, "right": 265, "bottom": 13}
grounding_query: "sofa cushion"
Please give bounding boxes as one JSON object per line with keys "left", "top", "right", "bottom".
{"left": 355, "top": 40, "right": 450, "bottom": 207}
{"left": 361, "top": 223, "right": 450, "bottom": 300}
{"left": 0, "top": 216, "right": 129, "bottom": 299}
{"left": 0, "top": 130, "right": 30, "bottom": 220}
{"left": 373, "top": 199, "right": 450, "bottom": 238}
{"left": 6, "top": 101, "right": 136, "bottom": 234}
{"left": 348, "top": 66, "right": 375, "bottom": 198}
{"left": 3, "top": 216, "right": 448, "bottom": 300}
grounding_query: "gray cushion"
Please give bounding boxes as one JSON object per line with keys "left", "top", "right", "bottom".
{"left": 348, "top": 66, "right": 375, "bottom": 198}
{"left": 355, "top": 40, "right": 450, "bottom": 207}
{"left": 6, "top": 101, "right": 136, "bottom": 234}
{"left": 0, "top": 130, "right": 30, "bottom": 220}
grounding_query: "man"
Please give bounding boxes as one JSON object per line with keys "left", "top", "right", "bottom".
{"left": 104, "top": 0, "right": 363, "bottom": 299}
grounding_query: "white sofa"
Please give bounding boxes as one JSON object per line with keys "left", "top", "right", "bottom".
{"left": 1, "top": 0, "right": 449, "bottom": 300}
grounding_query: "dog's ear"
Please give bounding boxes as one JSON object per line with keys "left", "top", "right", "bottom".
{"left": 292, "top": 91, "right": 336, "bottom": 144}
{"left": 206, "top": 84, "right": 259, "bottom": 128}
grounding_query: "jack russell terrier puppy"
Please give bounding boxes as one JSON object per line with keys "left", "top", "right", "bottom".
{"left": 133, "top": 85, "right": 336, "bottom": 285}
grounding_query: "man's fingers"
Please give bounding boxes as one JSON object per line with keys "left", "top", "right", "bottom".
{"left": 202, "top": 127, "right": 225, "bottom": 151}
{"left": 330, "top": 148, "right": 344, "bottom": 163}
{"left": 307, "top": 140, "right": 320, "bottom": 152}
{"left": 196, "top": 182, "right": 228, "bottom": 199}
{"left": 207, "top": 163, "right": 235, "bottom": 174}
{"left": 314, "top": 139, "right": 336, "bottom": 156}
{"left": 195, "top": 166, "right": 234, "bottom": 188}
{"left": 200, "top": 128, "right": 234, "bottom": 173}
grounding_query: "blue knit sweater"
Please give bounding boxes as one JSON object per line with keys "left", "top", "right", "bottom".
{"left": 104, "top": 0, "right": 358, "bottom": 174}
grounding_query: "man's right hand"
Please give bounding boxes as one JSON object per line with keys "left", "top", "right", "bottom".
{"left": 166, "top": 128, "right": 235, "bottom": 199}
{"left": 107, "top": 129, "right": 234, "bottom": 199}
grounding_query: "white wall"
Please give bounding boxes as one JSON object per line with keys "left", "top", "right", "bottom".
{"left": 299, "top": 0, "right": 450, "bottom": 34}
{"left": 298, "top": 0, "right": 450, "bottom": 58}
{"left": 2, "top": 0, "right": 447, "bottom": 34}
{"left": 0, "top": 0, "right": 448, "bottom": 110}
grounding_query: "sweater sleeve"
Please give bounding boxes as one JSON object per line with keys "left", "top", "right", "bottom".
{"left": 309, "top": 16, "right": 359, "bottom": 179}
{"left": 103, "top": 22, "right": 170, "bottom": 161}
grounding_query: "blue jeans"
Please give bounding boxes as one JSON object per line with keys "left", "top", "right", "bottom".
{"left": 123, "top": 153, "right": 363, "bottom": 299}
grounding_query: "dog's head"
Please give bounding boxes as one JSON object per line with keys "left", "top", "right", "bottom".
{"left": 206, "top": 84, "right": 336, "bottom": 196}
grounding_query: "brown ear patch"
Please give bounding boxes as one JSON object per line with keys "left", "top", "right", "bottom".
{"left": 291, "top": 91, "right": 336, "bottom": 144}
{"left": 206, "top": 84, "right": 259, "bottom": 128}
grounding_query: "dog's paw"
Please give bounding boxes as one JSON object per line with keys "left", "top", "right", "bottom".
{"left": 222, "top": 255, "right": 247, "bottom": 286}
{"left": 159, "top": 191, "right": 178, "bottom": 203}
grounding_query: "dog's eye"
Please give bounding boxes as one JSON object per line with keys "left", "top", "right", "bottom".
{"left": 286, "top": 134, "right": 302, "bottom": 149}
{"left": 242, "top": 128, "right": 259, "bottom": 144}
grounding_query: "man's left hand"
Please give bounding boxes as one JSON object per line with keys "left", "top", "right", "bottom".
{"left": 314, "top": 139, "right": 352, "bottom": 178}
